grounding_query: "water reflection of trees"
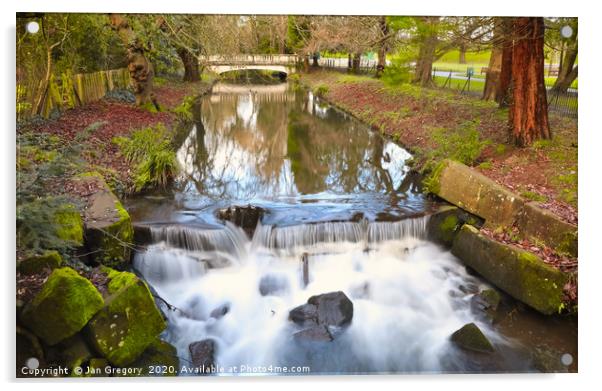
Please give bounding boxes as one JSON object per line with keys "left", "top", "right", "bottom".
{"left": 177, "top": 84, "right": 419, "bottom": 202}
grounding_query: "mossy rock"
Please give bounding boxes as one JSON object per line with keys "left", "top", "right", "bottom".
{"left": 87, "top": 358, "right": 110, "bottom": 377}
{"left": 517, "top": 201, "right": 578, "bottom": 257}
{"left": 127, "top": 339, "right": 179, "bottom": 376}
{"left": 426, "top": 205, "right": 484, "bottom": 247}
{"left": 452, "top": 225, "right": 569, "bottom": 315}
{"left": 58, "top": 334, "right": 92, "bottom": 374}
{"left": 450, "top": 322, "right": 494, "bottom": 353}
{"left": 54, "top": 203, "right": 84, "bottom": 246}
{"left": 426, "top": 159, "right": 525, "bottom": 227}
{"left": 20, "top": 267, "right": 104, "bottom": 345}
{"left": 86, "top": 268, "right": 166, "bottom": 367}
{"left": 18, "top": 250, "right": 63, "bottom": 275}
{"left": 479, "top": 289, "right": 501, "bottom": 311}
{"left": 77, "top": 172, "right": 134, "bottom": 267}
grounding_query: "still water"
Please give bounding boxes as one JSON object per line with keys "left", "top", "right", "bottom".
{"left": 126, "top": 80, "right": 576, "bottom": 375}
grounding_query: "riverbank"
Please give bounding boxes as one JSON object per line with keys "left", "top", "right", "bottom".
{"left": 299, "top": 69, "right": 577, "bottom": 309}
{"left": 300, "top": 70, "right": 577, "bottom": 224}
{"left": 16, "top": 76, "right": 216, "bottom": 376}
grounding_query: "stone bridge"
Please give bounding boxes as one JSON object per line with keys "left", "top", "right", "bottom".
{"left": 200, "top": 54, "right": 298, "bottom": 76}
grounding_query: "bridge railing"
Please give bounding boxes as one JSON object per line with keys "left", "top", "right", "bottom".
{"left": 199, "top": 54, "right": 299, "bottom": 65}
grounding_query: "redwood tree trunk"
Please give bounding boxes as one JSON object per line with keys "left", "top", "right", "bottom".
{"left": 109, "top": 14, "right": 158, "bottom": 109}
{"left": 177, "top": 47, "right": 200, "bottom": 82}
{"left": 509, "top": 17, "right": 551, "bottom": 147}
{"left": 496, "top": 18, "right": 514, "bottom": 106}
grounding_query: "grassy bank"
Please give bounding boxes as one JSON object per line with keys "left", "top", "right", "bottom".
{"left": 301, "top": 70, "right": 577, "bottom": 225}
{"left": 16, "top": 75, "right": 215, "bottom": 260}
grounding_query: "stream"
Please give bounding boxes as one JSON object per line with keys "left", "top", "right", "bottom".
{"left": 125, "top": 78, "right": 577, "bottom": 375}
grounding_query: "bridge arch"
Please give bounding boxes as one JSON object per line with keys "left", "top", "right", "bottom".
{"left": 206, "top": 64, "right": 296, "bottom": 76}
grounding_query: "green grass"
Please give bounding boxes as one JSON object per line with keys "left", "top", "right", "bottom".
{"left": 438, "top": 50, "right": 492, "bottom": 64}
{"left": 433, "top": 75, "right": 486, "bottom": 93}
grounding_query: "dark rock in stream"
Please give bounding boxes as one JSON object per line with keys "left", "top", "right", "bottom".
{"left": 259, "top": 274, "right": 289, "bottom": 296}
{"left": 450, "top": 323, "right": 495, "bottom": 353}
{"left": 293, "top": 325, "right": 333, "bottom": 342}
{"left": 217, "top": 205, "right": 265, "bottom": 235}
{"left": 189, "top": 339, "right": 216, "bottom": 372}
{"left": 289, "top": 291, "right": 354, "bottom": 332}
{"left": 210, "top": 303, "right": 230, "bottom": 319}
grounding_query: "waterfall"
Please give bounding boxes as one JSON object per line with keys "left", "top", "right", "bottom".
{"left": 252, "top": 216, "right": 429, "bottom": 252}
{"left": 367, "top": 217, "right": 428, "bottom": 243}
{"left": 149, "top": 223, "right": 248, "bottom": 258}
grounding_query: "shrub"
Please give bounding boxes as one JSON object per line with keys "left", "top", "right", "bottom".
{"left": 114, "top": 124, "right": 180, "bottom": 193}
{"left": 313, "top": 84, "right": 329, "bottom": 98}
{"left": 172, "top": 95, "right": 198, "bottom": 121}
{"left": 134, "top": 149, "right": 178, "bottom": 192}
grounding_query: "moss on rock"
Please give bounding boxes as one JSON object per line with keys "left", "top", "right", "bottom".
{"left": 86, "top": 268, "right": 166, "bottom": 367}
{"left": 428, "top": 159, "right": 525, "bottom": 227}
{"left": 77, "top": 172, "right": 134, "bottom": 267}
{"left": 54, "top": 203, "right": 84, "bottom": 246}
{"left": 127, "top": 339, "right": 179, "bottom": 376}
{"left": 450, "top": 322, "right": 494, "bottom": 353}
{"left": 18, "top": 250, "right": 63, "bottom": 275}
{"left": 452, "top": 225, "right": 569, "bottom": 315}
{"left": 426, "top": 205, "right": 484, "bottom": 247}
{"left": 21, "top": 267, "right": 104, "bottom": 345}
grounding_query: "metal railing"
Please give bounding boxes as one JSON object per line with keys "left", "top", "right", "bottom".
{"left": 199, "top": 54, "right": 299, "bottom": 66}
{"left": 432, "top": 67, "right": 577, "bottom": 118}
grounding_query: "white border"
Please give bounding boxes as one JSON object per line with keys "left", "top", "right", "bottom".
{"left": 2, "top": 1, "right": 599, "bottom": 390}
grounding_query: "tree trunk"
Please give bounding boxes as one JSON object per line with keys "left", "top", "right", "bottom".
{"left": 376, "top": 16, "right": 389, "bottom": 78}
{"left": 109, "top": 14, "right": 158, "bottom": 109}
{"left": 347, "top": 54, "right": 352, "bottom": 71}
{"left": 459, "top": 43, "right": 467, "bottom": 64}
{"left": 412, "top": 18, "right": 438, "bottom": 87}
{"left": 177, "top": 47, "right": 200, "bottom": 82}
{"left": 551, "top": 65, "right": 578, "bottom": 93}
{"left": 496, "top": 18, "right": 514, "bottom": 106}
{"left": 483, "top": 48, "right": 502, "bottom": 100}
{"left": 509, "top": 17, "right": 551, "bottom": 147}
{"left": 482, "top": 20, "right": 503, "bottom": 101}
{"left": 551, "top": 44, "right": 577, "bottom": 93}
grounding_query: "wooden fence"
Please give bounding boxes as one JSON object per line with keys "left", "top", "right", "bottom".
{"left": 17, "top": 68, "right": 130, "bottom": 122}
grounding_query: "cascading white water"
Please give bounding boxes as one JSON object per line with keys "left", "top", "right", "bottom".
{"left": 134, "top": 218, "right": 514, "bottom": 375}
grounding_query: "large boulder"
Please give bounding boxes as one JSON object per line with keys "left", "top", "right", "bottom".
{"left": 20, "top": 267, "right": 104, "bottom": 345}
{"left": 517, "top": 201, "right": 578, "bottom": 257}
{"left": 127, "top": 339, "right": 179, "bottom": 376}
{"left": 54, "top": 203, "right": 85, "bottom": 246}
{"left": 452, "top": 224, "right": 569, "bottom": 315}
{"left": 293, "top": 325, "right": 333, "bottom": 342}
{"left": 426, "top": 160, "right": 525, "bottom": 227}
{"left": 77, "top": 172, "right": 134, "bottom": 268}
{"left": 58, "top": 333, "right": 93, "bottom": 373}
{"left": 289, "top": 291, "right": 354, "bottom": 330}
{"left": 450, "top": 323, "right": 494, "bottom": 353}
{"left": 18, "top": 250, "right": 63, "bottom": 275}
{"left": 86, "top": 267, "right": 166, "bottom": 367}
{"left": 189, "top": 339, "right": 216, "bottom": 373}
